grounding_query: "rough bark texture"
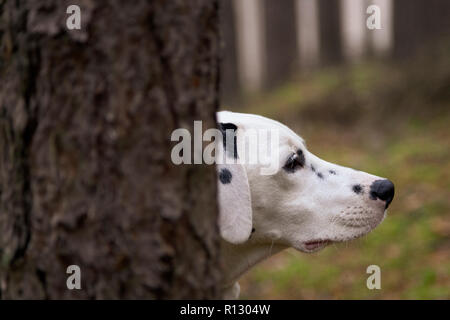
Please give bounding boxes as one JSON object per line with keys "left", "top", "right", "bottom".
{"left": 0, "top": 0, "right": 221, "bottom": 299}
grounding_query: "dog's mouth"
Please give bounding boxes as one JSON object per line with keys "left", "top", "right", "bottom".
{"left": 303, "top": 239, "right": 332, "bottom": 251}
{"left": 302, "top": 231, "right": 372, "bottom": 252}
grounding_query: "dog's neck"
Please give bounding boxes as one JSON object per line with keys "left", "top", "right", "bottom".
{"left": 221, "top": 240, "right": 287, "bottom": 287}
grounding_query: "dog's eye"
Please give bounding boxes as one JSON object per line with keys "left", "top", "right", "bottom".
{"left": 283, "top": 150, "right": 305, "bottom": 173}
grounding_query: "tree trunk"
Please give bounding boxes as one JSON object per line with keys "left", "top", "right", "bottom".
{"left": 393, "top": 0, "right": 450, "bottom": 58}
{"left": 220, "top": 0, "right": 239, "bottom": 104}
{"left": 0, "top": 0, "right": 221, "bottom": 299}
{"left": 318, "top": 0, "right": 343, "bottom": 65}
{"left": 263, "top": 0, "right": 297, "bottom": 89}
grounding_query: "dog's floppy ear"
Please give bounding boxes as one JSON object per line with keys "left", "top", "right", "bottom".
{"left": 217, "top": 123, "right": 252, "bottom": 244}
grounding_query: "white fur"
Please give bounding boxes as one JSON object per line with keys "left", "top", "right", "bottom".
{"left": 216, "top": 111, "right": 390, "bottom": 299}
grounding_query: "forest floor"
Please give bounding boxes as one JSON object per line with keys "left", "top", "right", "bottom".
{"left": 224, "top": 51, "right": 450, "bottom": 299}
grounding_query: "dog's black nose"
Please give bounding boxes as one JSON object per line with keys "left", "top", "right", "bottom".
{"left": 370, "top": 179, "right": 395, "bottom": 208}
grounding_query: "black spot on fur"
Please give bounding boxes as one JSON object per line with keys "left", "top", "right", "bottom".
{"left": 219, "top": 168, "right": 232, "bottom": 184}
{"left": 329, "top": 170, "right": 336, "bottom": 175}
{"left": 251, "top": 228, "right": 255, "bottom": 233}
{"left": 352, "top": 184, "right": 363, "bottom": 194}
{"left": 311, "top": 165, "right": 316, "bottom": 172}
{"left": 219, "top": 123, "right": 238, "bottom": 159}
{"left": 317, "top": 172, "right": 324, "bottom": 179}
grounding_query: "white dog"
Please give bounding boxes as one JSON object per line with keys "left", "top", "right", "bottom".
{"left": 215, "top": 111, "right": 394, "bottom": 299}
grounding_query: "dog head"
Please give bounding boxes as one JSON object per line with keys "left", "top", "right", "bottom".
{"left": 216, "top": 111, "right": 394, "bottom": 253}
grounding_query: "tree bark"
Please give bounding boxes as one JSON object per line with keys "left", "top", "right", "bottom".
{"left": 0, "top": 0, "right": 221, "bottom": 299}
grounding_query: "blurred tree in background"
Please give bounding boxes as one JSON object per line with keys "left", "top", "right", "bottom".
{"left": 264, "top": 0, "right": 297, "bottom": 88}
{"left": 394, "top": 0, "right": 450, "bottom": 58}
{"left": 318, "top": 0, "right": 342, "bottom": 65}
{"left": 220, "top": 0, "right": 450, "bottom": 101}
